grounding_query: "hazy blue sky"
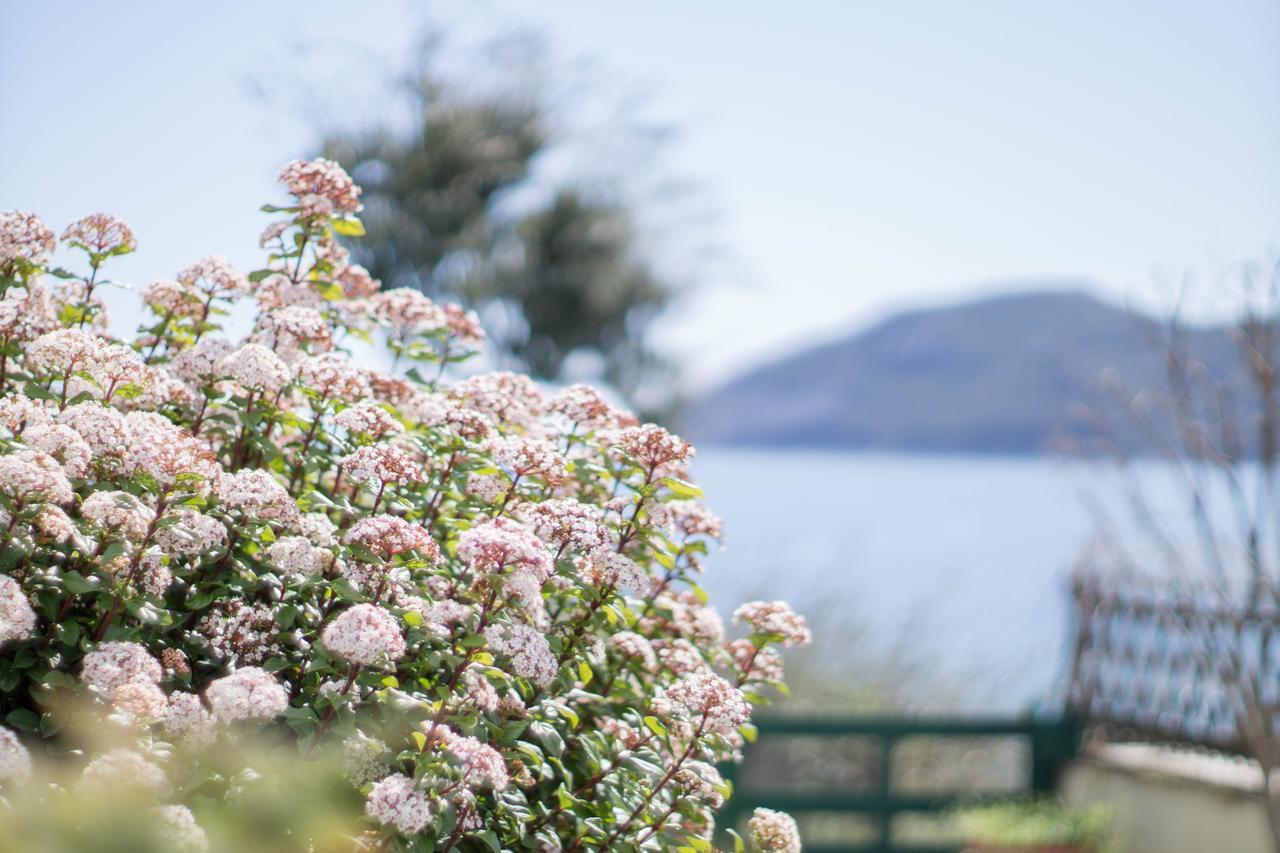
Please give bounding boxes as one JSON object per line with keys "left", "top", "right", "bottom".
{"left": 4, "top": 1, "right": 1279, "bottom": 388}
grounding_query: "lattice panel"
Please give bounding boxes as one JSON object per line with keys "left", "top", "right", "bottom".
{"left": 1066, "top": 574, "right": 1280, "bottom": 755}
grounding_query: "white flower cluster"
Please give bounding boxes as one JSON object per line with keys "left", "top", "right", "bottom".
{"left": 483, "top": 622, "right": 557, "bottom": 687}
{"left": 0, "top": 576, "right": 36, "bottom": 646}
{"left": 204, "top": 666, "right": 289, "bottom": 723}
{"left": 322, "top": 604, "right": 406, "bottom": 666}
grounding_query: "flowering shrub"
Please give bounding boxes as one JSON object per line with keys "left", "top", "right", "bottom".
{"left": 0, "top": 160, "right": 808, "bottom": 851}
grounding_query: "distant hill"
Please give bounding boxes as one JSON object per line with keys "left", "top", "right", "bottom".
{"left": 682, "top": 288, "right": 1243, "bottom": 454}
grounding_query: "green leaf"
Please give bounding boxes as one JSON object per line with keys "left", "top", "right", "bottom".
{"left": 403, "top": 610, "right": 423, "bottom": 627}
{"left": 578, "top": 661, "right": 593, "bottom": 686}
{"left": 642, "top": 715, "right": 667, "bottom": 737}
{"left": 728, "top": 829, "right": 746, "bottom": 853}
{"left": 62, "top": 571, "right": 100, "bottom": 595}
{"left": 739, "top": 722, "right": 758, "bottom": 743}
{"left": 6, "top": 709, "right": 39, "bottom": 731}
{"left": 331, "top": 216, "right": 366, "bottom": 237}
{"left": 661, "top": 476, "right": 703, "bottom": 498}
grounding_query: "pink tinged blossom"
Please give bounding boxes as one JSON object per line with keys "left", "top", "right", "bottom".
{"left": 466, "top": 472, "right": 507, "bottom": 504}
{"left": 257, "top": 305, "right": 332, "bottom": 352}
{"left": 338, "top": 263, "right": 379, "bottom": 298}
{"left": 61, "top": 213, "right": 135, "bottom": 255}
{"left": 609, "top": 631, "right": 657, "bottom": 671}
{"left": 254, "top": 275, "right": 320, "bottom": 313}
{"left": 86, "top": 342, "right": 148, "bottom": 397}
{"left": 341, "top": 444, "right": 423, "bottom": 487}
{"left": 278, "top": 158, "right": 362, "bottom": 216}
{"left": 142, "top": 278, "right": 204, "bottom": 318}
{"left": 154, "top": 508, "right": 228, "bottom": 557}
{"left": 342, "top": 732, "right": 390, "bottom": 786}
{"left": 78, "top": 748, "right": 167, "bottom": 793}
{"left": 549, "top": 383, "right": 630, "bottom": 429}
{"left": 58, "top": 401, "right": 129, "bottom": 459}
{"left": 452, "top": 371, "right": 545, "bottom": 425}
{"left": 322, "top": 604, "right": 406, "bottom": 666}
{"left": 660, "top": 671, "right": 751, "bottom": 735}
{"left": 420, "top": 599, "right": 473, "bottom": 637}
{"left": 441, "top": 303, "right": 485, "bottom": 348}
{"left": 333, "top": 401, "right": 399, "bottom": 438}
{"left": 294, "top": 352, "right": 370, "bottom": 402}
{"left": 218, "top": 342, "right": 292, "bottom": 393}
{"left": 0, "top": 209, "right": 56, "bottom": 270}
{"left": 666, "top": 500, "right": 725, "bottom": 542}
{"left": 198, "top": 601, "right": 279, "bottom": 666}
{"left": 363, "top": 370, "right": 418, "bottom": 407}
{"left": 365, "top": 773, "right": 434, "bottom": 835}
{"left": 651, "top": 592, "right": 726, "bottom": 644}
{"left": 177, "top": 255, "right": 251, "bottom": 298}
{"left": 0, "top": 577, "right": 36, "bottom": 646}
{"left": 153, "top": 804, "right": 210, "bottom": 853}
{"left": 369, "top": 287, "right": 445, "bottom": 336}
{"left": 0, "top": 283, "right": 58, "bottom": 343}
{"left": 0, "top": 393, "right": 50, "bottom": 435}
{"left": 22, "top": 424, "right": 91, "bottom": 478}
{"left": 344, "top": 514, "right": 441, "bottom": 563}
{"left": 577, "top": 552, "right": 648, "bottom": 593}
{"left": 80, "top": 641, "right": 162, "bottom": 694}
{"left": 733, "top": 600, "right": 812, "bottom": 647}
{"left": 298, "top": 511, "right": 338, "bottom": 547}
{"left": 0, "top": 449, "right": 75, "bottom": 504}
{"left": 652, "top": 638, "right": 709, "bottom": 675}
{"left": 131, "top": 367, "right": 195, "bottom": 410}
{"left": 32, "top": 505, "right": 77, "bottom": 544}
{"left": 168, "top": 337, "right": 235, "bottom": 386}
{"left": 675, "top": 761, "right": 727, "bottom": 809}
{"left": 0, "top": 726, "right": 31, "bottom": 785}
{"left": 441, "top": 728, "right": 510, "bottom": 790}
{"left": 457, "top": 517, "right": 552, "bottom": 580}
{"left": 163, "top": 692, "right": 216, "bottom": 749}
{"left": 265, "top": 535, "right": 327, "bottom": 578}
{"left": 109, "top": 680, "right": 169, "bottom": 723}
{"left": 483, "top": 622, "right": 557, "bottom": 687}
{"left": 616, "top": 423, "right": 696, "bottom": 473}
{"left": 258, "top": 219, "right": 291, "bottom": 247}
{"left": 749, "top": 808, "right": 803, "bottom": 853}
{"left": 204, "top": 666, "right": 289, "bottom": 723}
{"left": 523, "top": 499, "right": 611, "bottom": 553}
{"left": 463, "top": 669, "right": 500, "bottom": 713}
{"left": 136, "top": 551, "right": 173, "bottom": 596}
{"left": 81, "top": 490, "right": 155, "bottom": 541}
{"left": 726, "top": 638, "right": 784, "bottom": 683}
{"left": 484, "top": 435, "right": 567, "bottom": 484}
{"left": 599, "top": 717, "right": 647, "bottom": 750}
{"left": 123, "top": 413, "right": 219, "bottom": 492}
{"left": 215, "top": 469, "right": 300, "bottom": 527}
{"left": 25, "top": 327, "right": 101, "bottom": 376}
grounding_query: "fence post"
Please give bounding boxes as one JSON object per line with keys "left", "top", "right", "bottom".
{"left": 1029, "top": 714, "right": 1081, "bottom": 794}
{"left": 877, "top": 733, "right": 894, "bottom": 852}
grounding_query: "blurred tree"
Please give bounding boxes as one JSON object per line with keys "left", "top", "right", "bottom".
{"left": 490, "top": 189, "right": 671, "bottom": 399}
{"left": 320, "top": 31, "right": 682, "bottom": 409}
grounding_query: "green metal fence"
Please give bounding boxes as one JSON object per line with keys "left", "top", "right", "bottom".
{"left": 718, "top": 714, "right": 1081, "bottom": 853}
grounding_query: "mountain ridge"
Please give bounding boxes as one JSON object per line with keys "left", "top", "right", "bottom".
{"left": 681, "top": 287, "right": 1240, "bottom": 454}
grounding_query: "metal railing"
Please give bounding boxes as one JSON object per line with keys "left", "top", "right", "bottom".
{"left": 718, "top": 713, "right": 1080, "bottom": 853}
{"left": 1066, "top": 572, "right": 1279, "bottom": 755}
